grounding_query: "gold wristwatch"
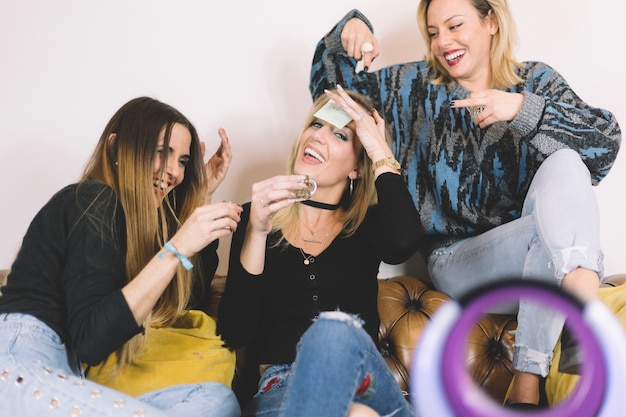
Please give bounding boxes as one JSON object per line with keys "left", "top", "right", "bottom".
{"left": 372, "top": 157, "right": 401, "bottom": 172}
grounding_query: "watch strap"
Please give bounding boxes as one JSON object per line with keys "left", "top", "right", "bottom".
{"left": 372, "top": 157, "right": 401, "bottom": 172}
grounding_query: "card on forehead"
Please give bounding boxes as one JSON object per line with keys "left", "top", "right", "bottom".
{"left": 313, "top": 101, "right": 353, "bottom": 128}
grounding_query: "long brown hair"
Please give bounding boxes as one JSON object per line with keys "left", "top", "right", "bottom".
{"left": 81, "top": 96, "right": 207, "bottom": 371}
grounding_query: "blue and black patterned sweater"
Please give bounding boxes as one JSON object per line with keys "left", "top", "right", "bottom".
{"left": 310, "top": 9, "right": 621, "bottom": 252}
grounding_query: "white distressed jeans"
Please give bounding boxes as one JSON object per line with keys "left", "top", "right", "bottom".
{"left": 428, "top": 149, "right": 603, "bottom": 376}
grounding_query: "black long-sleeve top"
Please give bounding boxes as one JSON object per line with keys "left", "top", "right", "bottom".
{"left": 0, "top": 181, "right": 218, "bottom": 365}
{"left": 217, "top": 173, "right": 422, "bottom": 366}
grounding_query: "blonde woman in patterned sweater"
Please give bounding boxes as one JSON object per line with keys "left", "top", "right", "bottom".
{"left": 310, "top": 0, "right": 621, "bottom": 409}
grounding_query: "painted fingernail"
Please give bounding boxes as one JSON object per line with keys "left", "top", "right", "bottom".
{"left": 363, "top": 66, "right": 369, "bottom": 72}
{"left": 449, "top": 101, "right": 455, "bottom": 107}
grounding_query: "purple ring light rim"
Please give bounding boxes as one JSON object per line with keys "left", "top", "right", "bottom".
{"left": 441, "top": 280, "right": 606, "bottom": 417}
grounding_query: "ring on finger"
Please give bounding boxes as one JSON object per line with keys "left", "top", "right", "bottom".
{"left": 469, "top": 106, "right": 484, "bottom": 118}
{"left": 260, "top": 198, "right": 268, "bottom": 207}
{"left": 361, "top": 42, "right": 374, "bottom": 54}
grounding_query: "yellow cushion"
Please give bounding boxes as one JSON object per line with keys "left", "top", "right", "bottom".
{"left": 545, "top": 285, "right": 626, "bottom": 404}
{"left": 86, "top": 310, "right": 235, "bottom": 397}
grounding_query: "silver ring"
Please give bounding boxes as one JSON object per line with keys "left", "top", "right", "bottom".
{"left": 469, "top": 106, "right": 484, "bottom": 118}
{"left": 361, "top": 42, "right": 374, "bottom": 54}
{"left": 260, "top": 198, "right": 267, "bottom": 207}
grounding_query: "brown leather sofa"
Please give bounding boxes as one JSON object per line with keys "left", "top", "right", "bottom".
{"left": 207, "top": 272, "right": 626, "bottom": 407}
{"left": 2, "top": 268, "right": 625, "bottom": 407}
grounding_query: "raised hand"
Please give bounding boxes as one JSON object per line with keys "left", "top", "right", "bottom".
{"left": 341, "top": 18, "right": 379, "bottom": 71}
{"left": 202, "top": 127, "right": 233, "bottom": 203}
{"left": 170, "top": 201, "right": 242, "bottom": 258}
{"left": 324, "top": 85, "right": 393, "bottom": 165}
{"left": 248, "top": 175, "right": 309, "bottom": 235}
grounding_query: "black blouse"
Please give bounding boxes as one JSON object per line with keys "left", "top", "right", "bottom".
{"left": 217, "top": 173, "right": 422, "bottom": 366}
{"left": 0, "top": 181, "right": 218, "bottom": 365}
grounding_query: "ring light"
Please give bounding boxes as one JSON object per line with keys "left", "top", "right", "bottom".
{"left": 410, "top": 279, "right": 626, "bottom": 416}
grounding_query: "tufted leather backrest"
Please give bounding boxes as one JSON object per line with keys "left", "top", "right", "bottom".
{"left": 376, "top": 275, "right": 517, "bottom": 402}
{"left": 376, "top": 275, "right": 451, "bottom": 396}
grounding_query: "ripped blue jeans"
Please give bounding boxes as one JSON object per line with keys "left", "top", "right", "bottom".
{"left": 428, "top": 149, "right": 603, "bottom": 377}
{"left": 242, "top": 312, "right": 413, "bottom": 417}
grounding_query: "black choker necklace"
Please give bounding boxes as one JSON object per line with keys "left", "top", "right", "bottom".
{"left": 301, "top": 200, "right": 341, "bottom": 211}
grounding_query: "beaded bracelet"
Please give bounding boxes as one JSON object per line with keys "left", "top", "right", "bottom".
{"left": 158, "top": 241, "right": 193, "bottom": 270}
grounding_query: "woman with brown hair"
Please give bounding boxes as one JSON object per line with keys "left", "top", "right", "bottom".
{"left": 0, "top": 96, "right": 242, "bottom": 416}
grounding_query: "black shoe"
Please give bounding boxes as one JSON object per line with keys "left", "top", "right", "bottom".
{"left": 558, "top": 324, "right": 581, "bottom": 375}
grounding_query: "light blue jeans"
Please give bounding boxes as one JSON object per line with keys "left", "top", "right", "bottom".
{"left": 243, "top": 311, "right": 413, "bottom": 417}
{"left": 0, "top": 312, "right": 240, "bottom": 417}
{"left": 428, "top": 149, "right": 603, "bottom": 377}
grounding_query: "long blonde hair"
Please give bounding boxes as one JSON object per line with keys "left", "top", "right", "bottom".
{"left": 271, "top": 90, "right": 390, "bottom": 239}
{"left": 81, "top": 97, "right": 208, "bottom": 372}
{"left": 417, "top": 0, "right": 523, "bottom": 88}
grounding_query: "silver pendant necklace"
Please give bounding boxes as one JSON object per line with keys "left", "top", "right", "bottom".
{"left": 299, "top": 248, "right": 315, "bottom": 265}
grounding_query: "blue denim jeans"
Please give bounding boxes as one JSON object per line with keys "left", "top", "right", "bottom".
{"left": 427, "top": 149, "right": 603, "bottom": 377}
{"left": 0, "top": 313, "right": 240, "bottom": 417}
{"left": 138, "top": 382, "right": 240, "bottom": 417}
{"left": 242, "top": 311, "right": 413, "bottom": 417}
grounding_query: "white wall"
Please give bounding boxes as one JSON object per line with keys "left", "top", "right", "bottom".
{"left": 1, "top": 0, "right": 624, "bottom": 278}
